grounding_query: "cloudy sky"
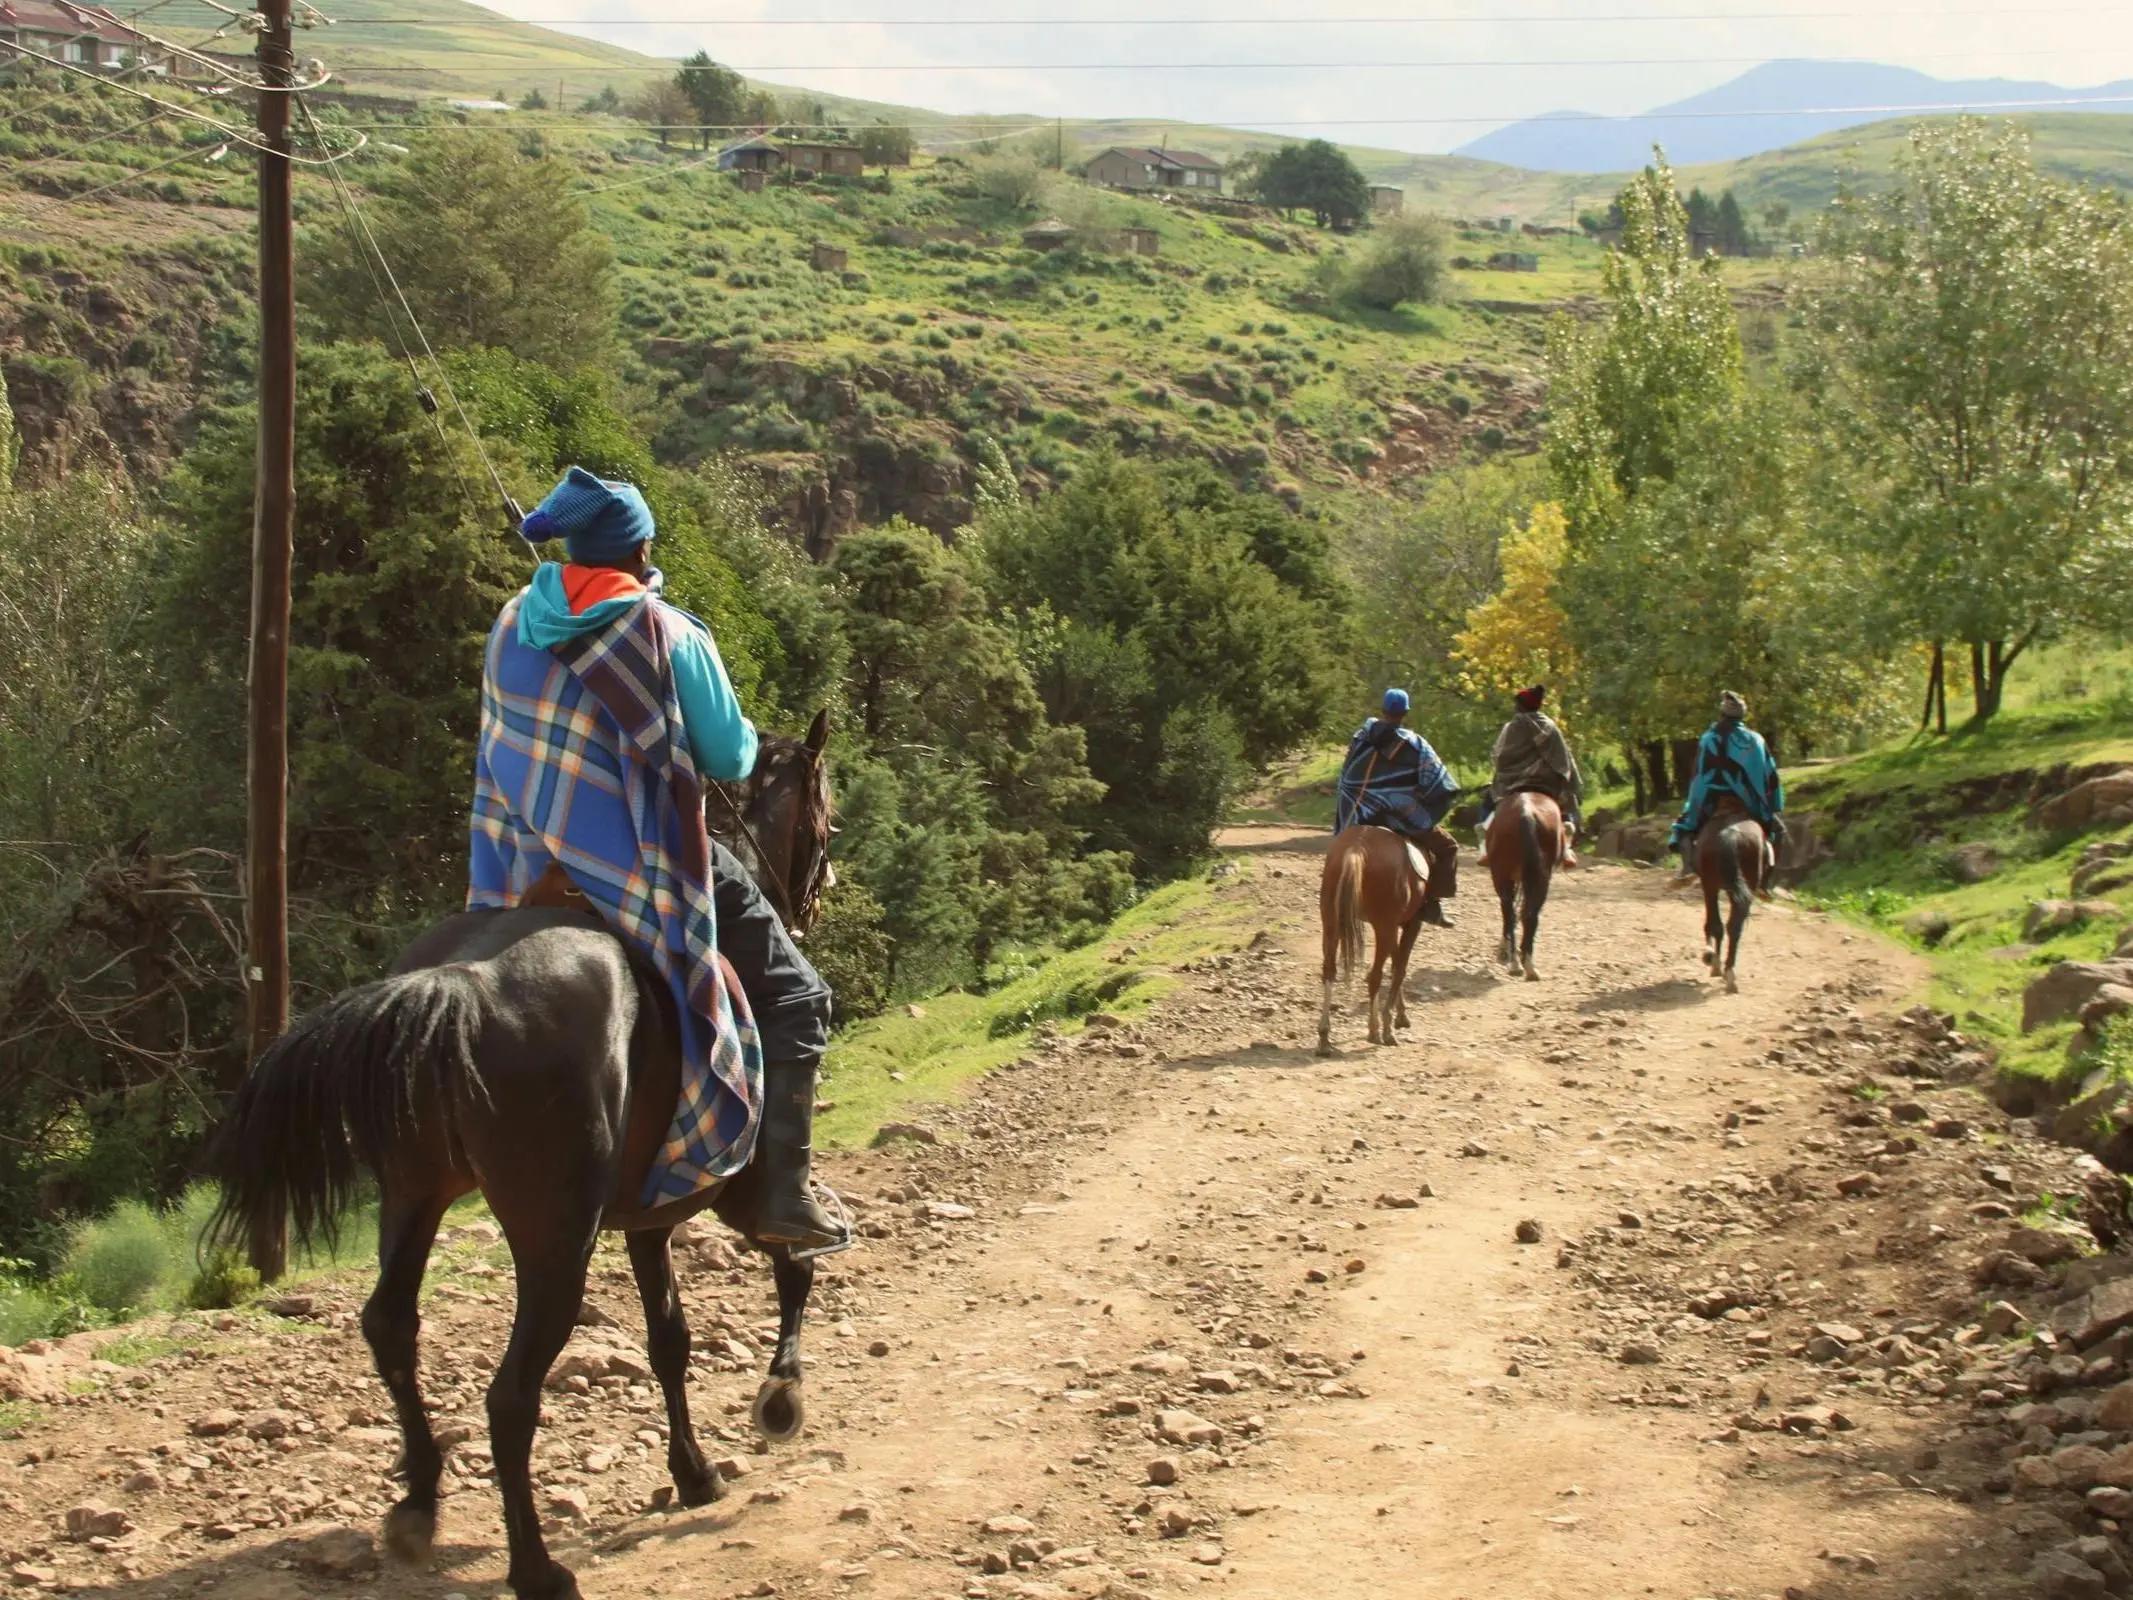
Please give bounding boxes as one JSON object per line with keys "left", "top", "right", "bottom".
{"left": 478, "top": 0, "right": 2133, "bottom": 153}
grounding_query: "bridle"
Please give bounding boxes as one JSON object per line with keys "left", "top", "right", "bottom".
{"left": 707, "top": 743, "right": 833, "bottom": 935}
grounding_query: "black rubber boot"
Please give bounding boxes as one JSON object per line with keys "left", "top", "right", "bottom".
{"left": 1421, "top": 897, "right": 1454, "bottom": 929}
{"left": 754, "top": 1059, "right": 847, "bottom": 1252}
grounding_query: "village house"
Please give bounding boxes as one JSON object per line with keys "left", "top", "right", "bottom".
{"left": 717, "top": 136, "right": 784, "bottom": 174}
{"left": 781, "top": 141, "right": 866, "bottom": 179}
{"left": 1086, "top": 145, "right": 1224, "bottom": 194}
{"left": 0, "top": 0, "right": 209, "bottom": 77}
{"left": 1369, "top": 184, "right": 1404, "bottom": 217}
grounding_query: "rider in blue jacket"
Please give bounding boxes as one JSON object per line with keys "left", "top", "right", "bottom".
{"left": 1670, "top": 690, "right": 1787, "bottom": 875}
{"left": 1335, "top": 688, "right": 1461, "bottom": 926}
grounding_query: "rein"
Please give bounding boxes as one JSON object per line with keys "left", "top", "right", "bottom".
{"left": 709, "top": 777, "right": 798, "bottom": 928}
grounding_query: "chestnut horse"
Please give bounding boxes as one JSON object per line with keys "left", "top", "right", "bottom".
{"left": 1317, "top": 824, "right": 1428, "bottom": 1054}
{"left": 1695, "top": 793, "right": 1765, "bottom": 993}
{"left": 1484, "top": 789, "right": 1560, "bottom": 982}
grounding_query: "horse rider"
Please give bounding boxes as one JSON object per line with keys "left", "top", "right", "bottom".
{"left": 1669, "top": 689, "right": 1787, "bottom": 880}
{"left": 1477, "top": 684, "right": 1584, "bottom": 867}
{"left": 1335, "top": 688, "right": 1461, "bottom": 927}
{"left": 468, "top": 467, "right": 846, "bottom": 1253}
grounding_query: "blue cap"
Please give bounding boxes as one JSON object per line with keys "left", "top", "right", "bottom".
{"left": 1382, "top": 688, "right": 1410, "bottom": 715}
{"left": 520, "top": 465, "right": 657, "bottom": 564}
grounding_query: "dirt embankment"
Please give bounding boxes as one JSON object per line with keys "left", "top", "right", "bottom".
{"left": 6, "top": 836, "right": 2131, "bottom": 1600}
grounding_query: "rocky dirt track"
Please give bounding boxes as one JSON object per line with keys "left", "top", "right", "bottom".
{"left": 8, "top": 827, "right": 2133, "bottom": 1600}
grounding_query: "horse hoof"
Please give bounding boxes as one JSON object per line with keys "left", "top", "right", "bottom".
{"left": 1315, "top": 1041, "right": 1336, "bottom": 1059}
{"left": 753, "top": 1377, "right": 805, "bottom": 1442}
{"left": 382, "top": 1500, "right": 436, "bottom": 1564}
{"left": 1523, "top": 964, "right": 1540, "bottom": 983}
{"left": 512, "top": 1559, "right": 583, "bottom": 1600}
{"left": 675, "top": 1453, "right": 723, "bottom": 1508}
{"left": 1725, "top": 972, "right": 1739, "bottom": 995}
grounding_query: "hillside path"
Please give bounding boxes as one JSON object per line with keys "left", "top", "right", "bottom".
{"left": 17, "top": 828, "right": 2065, "bottom": 1600}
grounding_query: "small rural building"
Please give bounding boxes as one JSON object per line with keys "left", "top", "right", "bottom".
{"left": 0, "top": 1, "right": 215, "bottom": 77}
{"left": 1118, "top": 225, "right": 1160, "bottom": 256}
{"left": 732, "top": 168, "right": 768, "bottom": 193}
{"left": 781, "top": 141, "right": 865, "bottom": 179}
{"left": 1086, "top": 145, "right": 1224, "bottom": 194}
{"left": 718, "top": 137, "right": 783, "bottom": 174}
{"left": 1369, "top": 185, "right": 1404, "bottom": 217}
{"left": 1021, "top": 219, "right": 1076, "bottom": 252}
{"left": 1486, "top": 250, "right": 1540, "bottom": 272}
{"left": 809, "top": 242, "right": 848, "bottom": 273}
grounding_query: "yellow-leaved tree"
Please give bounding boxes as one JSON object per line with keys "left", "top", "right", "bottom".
{"left": 1452, "top": 502, "right": 1579, "bottom": 731}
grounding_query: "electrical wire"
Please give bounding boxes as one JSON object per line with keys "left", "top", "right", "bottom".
{"left": 294, "top": 94, "right": 488, "bottom": 525}
{"left": 292, "top": 93, "right": 522, "bottom": 534}
{"left": 12, "top": 138, "right": 232, "bottom": 218}
{"left": 0, "top": 38, "right": 357, "bottom": 160}
{"left": 317, "top": 6, "right": 2128, "bottom": 24}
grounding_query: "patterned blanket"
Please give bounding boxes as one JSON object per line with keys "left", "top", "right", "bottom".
{"left": 469, "top": 593, "right": 763, "bottom": 1205}
{"left": 1335, "top": 720, "right": 1460, "bottom": 837}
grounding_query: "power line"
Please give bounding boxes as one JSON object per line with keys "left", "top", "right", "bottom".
{"left": 317, "top": 6, "right": 2123, "bottom": 23}
{"left": 315, "top": 48, "right": 2094, "bottom": 73}
{"left": 308, "top": 91, "right": 2133, "bottom": 133}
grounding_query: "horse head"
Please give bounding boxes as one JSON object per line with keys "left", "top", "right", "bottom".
{"left": 710, "top": 709, "right": 836, "bottom": 936}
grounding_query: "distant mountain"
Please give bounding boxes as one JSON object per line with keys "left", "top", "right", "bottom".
{"left": 1454, "top": 60, "right": 2133, "bottom": 174}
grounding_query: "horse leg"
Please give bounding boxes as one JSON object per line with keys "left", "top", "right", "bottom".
{"left": 1391, "top": 913, "right": 1423, "bottom": 1033}
{"left": 1497, "top": 877, "right": 1519, "bottom": 974}
{"left": 1702, "top": 879, "right": 1725, "bottom": 976}
{"left": 487, "top": 1222, "right": 599, "bottom": 1600}
{"left": 362, "top": 1185, "right": 452, "bottom": 1565}
{"left": 1365, "top": 937, "right": 1387, "bottom": 1045}
{"left": 752, "top": 1250, "right": 815, "bottom": 1443}
{"left": 1725, "top": 895, "right": 1750, "bottom": 995}
{"left": 625, "top": 1228, "right": 719, "bottom": 1508}
{"left": 1318, "top": 925, "right": 1338, "bottom": 1057}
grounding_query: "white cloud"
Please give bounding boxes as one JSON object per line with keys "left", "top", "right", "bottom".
{"left": 486, "top": 0, "right": 2133, "bottom": 153}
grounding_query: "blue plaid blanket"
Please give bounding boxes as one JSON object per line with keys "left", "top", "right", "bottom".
{"left": 1335, "top": 720, "right": 1460, "bottom": 837}
{"left": 469, "top": 592, "right": 762, "bottom": 1205}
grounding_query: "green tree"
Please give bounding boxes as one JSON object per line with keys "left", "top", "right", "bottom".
{"left": 1715, "top": 189, "right": 1751, "bottom": 256}
{"left": 579, "top": 84, "right": 622, "bottom": 114}
{"left": 302, "top": 133, "right": 616, "bottom": 372}
{"left": 1547, "top": 152, "right": 1747, "bottom": 788}
{"left": 980, "top": 454, "right": 1346, "bottom": 872}
{"left": 626, "top": 79, "right": 692, "bottom": 149}
{"left": 857, "top": 120, "right": 915, "bottom": 170}
{"left": 1255, "top": 140, "right": 1370, "bottom": 230}
{"left": 518, "top": 86, "right": 547, "bottom": 111}
{"left": 1805, "top": 119, "right": 2133, "bottom": 718}
{"left": 1346, "top": 212, "right": 1450, "bottom": 310}
{"left": 675, "top": 51, "right": 746, "bottom": 150}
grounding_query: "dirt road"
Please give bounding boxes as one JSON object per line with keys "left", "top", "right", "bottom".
{"left": 2, "top": 830, "right": 2101, "bottom": 1600}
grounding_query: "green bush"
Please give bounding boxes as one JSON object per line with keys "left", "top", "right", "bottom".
{"left": 60, "top": 1201, "right": 173, "bottom": 1316}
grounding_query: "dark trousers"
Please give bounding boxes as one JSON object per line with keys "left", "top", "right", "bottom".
{"left": 709, "top": 840, "right": 832, "bottom": 1065}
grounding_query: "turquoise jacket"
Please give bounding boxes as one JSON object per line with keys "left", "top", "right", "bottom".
{"left": 1671, "top": 720, "right": 1783, "bottom": 842}
{"left": 516, "top": 562, "right": 758, "bottom": 782}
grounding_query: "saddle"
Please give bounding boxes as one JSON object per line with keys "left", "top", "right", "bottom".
{"left": 521, "top": 861, "right": 593, "bottom": 913}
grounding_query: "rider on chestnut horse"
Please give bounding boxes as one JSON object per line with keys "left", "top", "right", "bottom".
{"left": 1669, "top": 689, "right": 1788, "bottom": 882}
{"left": 470, "top": 466, "right": 847, "bottom": 1254}
{"left": 1477, "top": 684, "right": 1583, "bottom": 867}
{"left": 1335, "top": 688, "right": 1460, "bottom": 928}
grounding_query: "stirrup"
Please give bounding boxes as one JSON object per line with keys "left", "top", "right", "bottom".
{"left": 781, "top": 1182, "right": 855, "bottom": 1262}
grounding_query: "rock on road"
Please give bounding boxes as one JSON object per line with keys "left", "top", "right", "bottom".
{"left": 2, "top": 827, "right": 2082, "bottom": 1600}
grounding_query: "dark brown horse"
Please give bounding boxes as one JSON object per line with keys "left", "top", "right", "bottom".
{"left": 1317, "top": 824, "right": 1428, "bottom": 1054}
{"left": 207, "top": 715, "right": 836, "bottom": 1600}
{"left": 1484, "top": 789, "right": 1560, "bottom": 982}
{"left": 1695, "top": 793, "right": 1765, "bottom": 993}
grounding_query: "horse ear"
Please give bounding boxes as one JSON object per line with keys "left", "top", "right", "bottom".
{"left": 804, "top": 709, "right": 830, "bottom": 753}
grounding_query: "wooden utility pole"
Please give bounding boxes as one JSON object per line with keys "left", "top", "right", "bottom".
{"left": 245, "top": 0, "right": 296, "bottom": 1063}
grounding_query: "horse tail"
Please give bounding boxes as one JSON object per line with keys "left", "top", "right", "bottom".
{"left": 205, "top": 968, "right": 487, "bottom": 1282}
{"left": 1335, "top": 846, "right": 1367, "bottom": 983}
{"left": 1519, "top": 802, "right": 1550, "bottom": 915}
{"left": 1717, "top": 826, "right": 1754, "bottom": 917}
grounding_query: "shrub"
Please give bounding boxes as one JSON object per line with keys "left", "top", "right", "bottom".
{"left": 1346, "top": 213, "right": 1451, "bottom": 310}
{"left": 60, "top": 1201, "right": 173, "bottom": 1316}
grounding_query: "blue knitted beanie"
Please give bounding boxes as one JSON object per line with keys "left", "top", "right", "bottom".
{"left": 520, "top": 466, "right": 657, "bottom": 563}
{"left": 1381, "top": 687, "right": 1411, "bottom": 715}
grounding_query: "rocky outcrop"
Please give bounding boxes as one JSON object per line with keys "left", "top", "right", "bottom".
{"left": 2037, "top": 770, "right": 2133, "bottom": 834}
{"left": 2077, "top": 839, "right": 2133, "bottom": 897}
{"left": 1947, "top": 841, "right": 2003, "bottom": 883}
{"left": 2025, "top": 960, "right": 2133, "bottom": 1033}
{"left": 2027, "top": 901, "right": 2129, "bottom": 941}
